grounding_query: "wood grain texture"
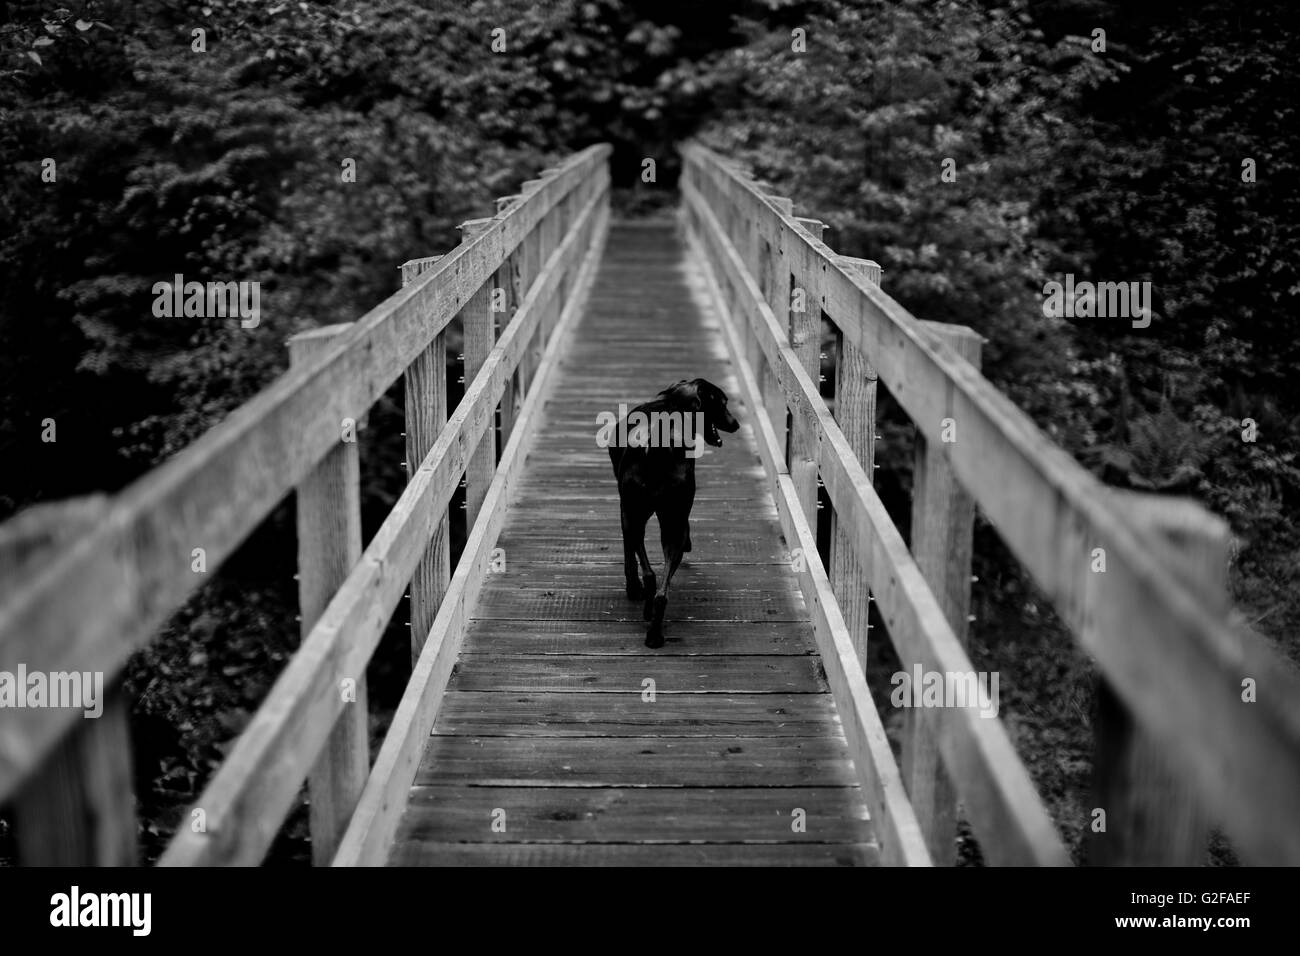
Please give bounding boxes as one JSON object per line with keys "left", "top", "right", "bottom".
{"left": 904, "top": 321, "right": 982, "bottom": 866}
{"left": 684, "top": 141, "right": 1300, "bottom": 865}
{"left": 384, "top": 221, "right": 877, "bottom": 866}
{"left": 403, "top": 258, "right": 452, "bottom": 667}
{"left": 0, "top": 144, "right": 612, "bottom": 803}
{"left": 161, "top": 168, "right": 610, "bottom": 867}
{"left": 290, "top": 326, "right": 368, "bottom": 867}
{"left": 334, "top": 198, "right": 610, "bottom": 867}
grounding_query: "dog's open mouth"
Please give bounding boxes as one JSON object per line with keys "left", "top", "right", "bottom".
{"left": 704, "top": 421, "right": 722, "bottom": 447}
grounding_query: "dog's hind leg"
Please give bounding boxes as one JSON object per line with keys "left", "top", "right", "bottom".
{"left": 620, "top": 503, "right": 645, "bottom": 600}
{"left": 646, "top": 510, "right": 689, "bottom": 649}
{"left": 621, "top": 504, "right": 656, "bottom": 611}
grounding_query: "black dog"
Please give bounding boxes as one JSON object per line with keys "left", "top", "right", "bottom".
{"left": 607, "top": 379, "right": 740, "bottom": 647}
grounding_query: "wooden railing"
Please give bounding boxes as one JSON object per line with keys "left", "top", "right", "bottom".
{"left": 0, "top": 144, "right": 611, "bottom": 865}
{"left": 681, "top": 141, "right": 1300, "bottom": 866}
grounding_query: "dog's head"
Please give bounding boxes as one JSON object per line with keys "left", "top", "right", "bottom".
{"left": 658, "top": 378, "right": 740, "bottom": 447}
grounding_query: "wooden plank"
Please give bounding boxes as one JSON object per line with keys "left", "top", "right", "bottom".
{"left": 449, "top": 654, "right": 827, "bottom": 694}
{"left": 469, "top": 588, "right": 805, "bottom": 622}
{"left": 1, "top": 498, "right": 135, "bottom": 866}
{"left": 159, "top": 177, "right": 610, "bottom": 867}
{"left": 289, "top": 325, "right": 368, "bottom": 867}
{"left": 687, "top": 224, "right": 931, "bottom": 867}
{"left": 395, "top": 786, "right": 870, "bottom": 843}
{"left": 787, "top": 210, "right": 830, "bottom": 528}
{"left": 391, "top": 841, "right": 877, "bottom": 866}
{"left": 331, "top": 197, "right": 611, "bottom": 867}
{"left": 687, "top": 167, "right": 1072, "bottom": 866}
{"left": 13, "top": 687, "right": 135, "bottom": 866}
{"left": 829, "top": 256, "right": 880, "bottom": 671}
{"left": 403, "top": 262, "right": 451, "bottom": 666}
{"left": 904, "top": 321, "right": 982, "bottom": 866}
{"left": 435, "top": 691, "right": 836, "bottom": 735}
{"left": 459, "top": 620, "right": 816, "bottom": 656}
{"left": 0, "top": 143, "right": 611, "bottom": 802}
{"left": 460, "top": 216, "right": 498, "bottom": 532}
{"left": 684, "top": 142, "right": 1300, "bottom": 864}
{"left": 413, "top": 736, "right": 858, "bottom": 787}
{"left": 1089, "top": 494, "right": 1226, "bottom": 865}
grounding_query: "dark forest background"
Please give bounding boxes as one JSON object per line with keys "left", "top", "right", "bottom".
{"left": 1, "top": 0, "right": 1297, "bottom": 864}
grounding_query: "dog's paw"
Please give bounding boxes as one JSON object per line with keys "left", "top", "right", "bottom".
{"left": 645, "top": 625, "right": 665, "bottom": 649}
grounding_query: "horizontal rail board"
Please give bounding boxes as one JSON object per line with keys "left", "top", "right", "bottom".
{"left": 685, "top": 142, "right": 1300, "bottom": 865}
{"left": 0, "top": 144, "right": 612, "bottom": 801}
{"left": 330, "top": 200, "right": 611, "bottom": 868}
{"left": 159, "top": 176, "right": 610, "bottom": 866}
{"left": 687, "top": 174, "right": 1069, "bottom": 866}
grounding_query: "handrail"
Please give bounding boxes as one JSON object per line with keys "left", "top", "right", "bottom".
{"left": 681, "top": 140, "right": 1300, "bottom": 865}
{"left": 0, "top": 144, "right": 611, "bottom": 865}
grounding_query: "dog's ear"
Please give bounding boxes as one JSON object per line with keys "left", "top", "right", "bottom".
{"left": 660, "top": 380, "right": 701, "bottom": 410}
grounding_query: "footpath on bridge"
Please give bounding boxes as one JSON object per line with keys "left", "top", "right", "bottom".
{"left": 387, "top": 220, "right": 878, "bottom": 865}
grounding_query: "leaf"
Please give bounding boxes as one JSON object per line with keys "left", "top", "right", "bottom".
{"left": 32, "top": 37, "right": 55, "bottom": 47}
{"left": 25, "top": 51, "right": 42, "bottom": 65}
{"left": 75, "top": 19, "right": 93, "bottom": 31}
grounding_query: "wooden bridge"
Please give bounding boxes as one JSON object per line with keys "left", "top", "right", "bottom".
{"left": 2, "top": 144, "right": 1298, "bottom": 867}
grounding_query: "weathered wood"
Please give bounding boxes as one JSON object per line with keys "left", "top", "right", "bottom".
{"left": 459, "top": 217, "right": 498, "bottom": 531}
{"left": 0, "top": 144, "right": 612, "bottom": 802}
{"left": 397, "top": 786, "right": 870, "bottom": 843}
{"left": 686, "top": 171, "right": 1068, "bottom": 865}
{"left": 435, "top": 691, "right": 835, "bottom": 735}
{"left": 13, "top": 685, "right": 135, "bottom": 866}
{"left": 684, "top": 141, "right": 1300, "bottom": 864}
{"left": 332, "top": 198, "right": 610, "bottom": 867}
{"left": 904, "top": 321, "right": 983, "bottom": 866}
{"left": 402, "top": 259, "right": 451, "bottom": 665}
{"left": 414, "top": 735, "right": 857, "bottom": 787}
{"left": 289, "top": 325, "right": 369, "bottom": 866}
{"left": 456, "top": 620, "right": 817, "bottom": 656}
{"left": 691, "top": 229, "right": 930, "bottom": 866}
{"left": 449, "top": 654, "right": 826, "bottom": 694}
{"left": 1, "top": 498, "right": 135, "bottom": 866}
{"left": 787, "top": 212, "right": 822, "bottom": 528}
{"left": 392, "top": 842, "right": 877, "bottom": 867}
{"left": 376, "top": 220, "right": 876, "bottom": 868}
{"left": 159, "top": 174, "right": 610, "bottom": 867}
{"left": 829, "top": 256, "right": 880, "bottom": 673}
{"left": 1089, "top": 493, "right": 1227, "bottom": 865}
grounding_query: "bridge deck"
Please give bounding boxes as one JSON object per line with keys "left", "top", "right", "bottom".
{"left": 387, "top": 221, "right": 877, "bottom": 865}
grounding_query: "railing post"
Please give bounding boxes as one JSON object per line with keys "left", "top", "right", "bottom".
{"left": 829, "top": 256, "right": 882, "bottom": 670}
{"left": 2, "top": 496, "right": 136, "bottom": 866}
{"left": 755, "top": 188, "right": 792, "bottom": 456}
{"left": 904, "top": 319, "right": 983, "bottom": 865}
{"left": 458, "top": 217, "right": 498, "bottom": 531}
{"left": 400, "top": 257, "right": 451, "bottom": 666}
{"left": 493, "top": 198, "right": 523, "bottom": 447}
{"left": 788, "top": 214, "right": 827, "bottom": 528}
{"left": 1088, "top": 493, "right": 1226, "bottom": 865}
{"left": 288, "top": 324, "right": 368, "bottom": 866}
